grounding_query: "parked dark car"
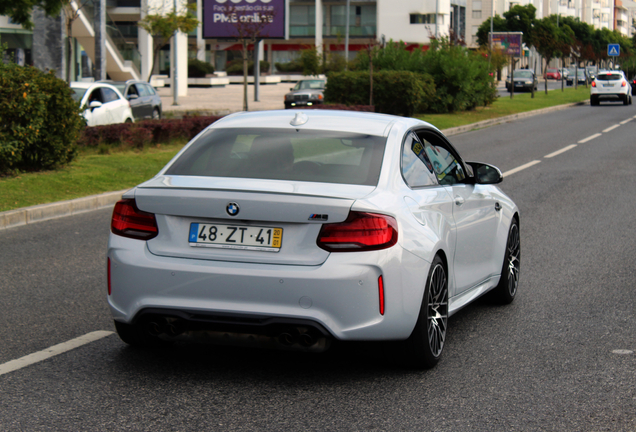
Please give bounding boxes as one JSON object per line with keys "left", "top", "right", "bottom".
{"left": 284, "top": 79, "right": 325, "bottom": 109}
{"left": 505, "top": 70, "right": 538, "bottom": 92}
{"left": 109, "top": 80, "right": 163, "bottom": 120}
{"left": 566, "top": 68, "right": 587, "bottom": 86}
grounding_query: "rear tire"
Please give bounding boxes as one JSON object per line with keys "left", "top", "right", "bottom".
{"left": 623, "top": 95, "right": 629, "bottom": 105}
{"left": 491, "top": 219, "right": 520, "bottom": 304}
{"left": 590, "top": 96, "right": 599, "bottom": 106}
{"left": 403, "top": 255, "right": 448, "bottom": 369}
{"left": 125, "top": 118, "right": 133, "bottom": 123}
{"left": 152, "top": 108, "right": 161, "bottom": 120}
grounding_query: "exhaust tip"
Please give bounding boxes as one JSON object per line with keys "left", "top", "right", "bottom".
{"left": 299, "top": 332, "right": 316, "bottom": 347}
{"left": 278, "top": 333, "right": 295, "bottom": 346}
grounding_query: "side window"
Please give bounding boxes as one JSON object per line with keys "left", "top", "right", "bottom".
{"left": 136, "top": 84, "right": 148, "bottom": 97}
{"left": 401, "top": 132, "right": 437, "bottom": 188}
{"left": 102, "top": 88, "right": 120, "bottom": 103}
{"left": 143, "top": 84, "right": 156, "bottom": 95}
{"left": 87, "top": 89, "right": 103, "bottom": 104}
{"left": 418, "top": 132, "right": 466, "bottom": 186}
{"left": 127, "top": 85, "right": 140, "bottom": 97}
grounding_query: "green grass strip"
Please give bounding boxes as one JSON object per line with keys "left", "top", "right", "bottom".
{"left": 417, "top": 85, "right": 590, "bottom": 130}
{"left": 0, "top": 86, "right": 591, "bottom": 213}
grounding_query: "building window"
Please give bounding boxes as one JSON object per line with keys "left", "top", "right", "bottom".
{"left": 329, "top": 4, "right": 376, "bottom": 37}
{"left": 602, "top": 13, "right": 609, "bottom": 22}
{"left": 593, "top": 9, "right": 600, "bottom": 18}
{"left": 290, "top": 5, "right": 316, "bottom": 37}
{"left": 600, "top": 0, "right": 608, "bottom": 6}
{"left": 472, "top": 10, "right": 482, "bottom": 18}
{"left": 410, "top": 13, "right": 437, "bottom": 24}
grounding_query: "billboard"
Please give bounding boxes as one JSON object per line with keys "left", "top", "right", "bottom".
{"left": 489, "top": 32, "right": 523, "bottom": 57}
{"left": 202, "top": 0, "right": 285, "bottom": 39}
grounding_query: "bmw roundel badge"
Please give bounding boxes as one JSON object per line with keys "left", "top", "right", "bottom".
{"left": 226, "top": 202, "right": 240, "bottom": 216}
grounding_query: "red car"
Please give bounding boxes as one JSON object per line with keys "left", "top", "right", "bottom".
{"left": 545, "top": 68, "right": 562, "bottom": 80}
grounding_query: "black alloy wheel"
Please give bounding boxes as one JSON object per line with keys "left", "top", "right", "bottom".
{"left": 403, "top": 255, "right": 448, "bottom": 369}
{"left": 492, "top": 219, "right": 520, "bottom": 304}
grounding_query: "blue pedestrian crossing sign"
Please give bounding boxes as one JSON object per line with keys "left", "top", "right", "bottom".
{"left": 608, "top": 44, "right": 620, "bottom": 56}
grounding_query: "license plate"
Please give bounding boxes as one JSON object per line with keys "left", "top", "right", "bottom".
{"left": 603, "top": 84, "right": 614, "bottom": 87}
{"left": 189, "top": 223, "right": 283, "bottom": 252}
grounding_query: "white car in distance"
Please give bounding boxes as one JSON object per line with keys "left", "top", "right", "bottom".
{"left": 71, "top": 82, "right": 134, "bottom": 126}
{"left": 590, "top": 71, "right": 633, "bottom": 106}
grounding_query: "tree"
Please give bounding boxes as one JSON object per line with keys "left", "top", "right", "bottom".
{"left": 533, "top": 16, "right": 573, "bottom": 94}
{"left": 138, "top": 4, "right": 199, "bottom": 82}
{"left": 224, "top": 4, "right": 277, "bottom": 111}
{"left": 476, "top": 15, "right": 507, "bottom": 47}
{"left": 503, "top": 4, "right": 537, "bottom": 48}
{"left": 0, "top": 0, "right": 65, "bottom": 30}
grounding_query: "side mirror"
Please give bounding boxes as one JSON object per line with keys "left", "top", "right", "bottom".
{"left": 466, "top": 161, "right": 503, "bottom": 185}
{"left": 127, "top": 94, "right": 139, "bottom": 100}
{"left": 89, "top": 101, "right": 103, "bottom": 110}
{"left": 290, "top": 88, "right": 294, "bottom": 91}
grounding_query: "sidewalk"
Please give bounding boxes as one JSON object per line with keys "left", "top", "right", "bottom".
{"left": 158, "top": 83, "right": 290, "bottom": 116}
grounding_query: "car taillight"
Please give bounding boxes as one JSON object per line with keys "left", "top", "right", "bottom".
{"left": 592, "top": 81, "right": 596, "bottom": 87}
{"left": 622, "top": 81, "right": 627, "bottom": 87}
{"left": 111, "top": 199, "right": 158, "bottom": 240}
{"left": 318, "top": 94, "right": 324, "bottom": 100}
{"left": 316, "top": 212, "right": 398, "bottom": 252}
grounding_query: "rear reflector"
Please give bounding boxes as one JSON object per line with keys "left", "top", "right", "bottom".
{"left": 378, "top": 275, "right": 385, "bottom": 315}
{"left": 111, "top": 199, "right": 158, "bottom": 240}
{"left": 107, "top": 257, "right": 112, "bottom": 296}
{"left": 317, "top": 212, "right": 398, "bottom": 252}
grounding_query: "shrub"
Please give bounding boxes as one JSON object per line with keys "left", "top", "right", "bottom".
{"left": 0, "top": 62, "right": 84, "bottom": 174}
{"left": 188, "top": 58, "right": 215, "bottom": 78}
{"left": 120, "top": 125, "right": 153, "bottom": 149}
{"left": 325, "top": 70, "right": 434, "bottom": 117}
{"left": 352, "top": 39, "right": 497, "bottom": 113}
{"left": 300, "top": 46, "right": 321, "bottom": 76}
{"left": 225, "top": 59, "right": 270, "bottom": 75}
{"left": 275, "top": 60, "right": 303, "bottom": 73}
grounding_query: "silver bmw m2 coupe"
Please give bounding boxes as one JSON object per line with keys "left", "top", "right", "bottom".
{"left": 107, "top": 110, "right": 520, "bottom": 368}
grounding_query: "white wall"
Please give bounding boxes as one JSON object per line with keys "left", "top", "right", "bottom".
{"left": 377, "top": 0, "right": 451, "bottom": 44}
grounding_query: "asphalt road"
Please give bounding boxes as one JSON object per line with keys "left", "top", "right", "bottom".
{"left": 1, "top": 102, "right": 635, "bottom": 431}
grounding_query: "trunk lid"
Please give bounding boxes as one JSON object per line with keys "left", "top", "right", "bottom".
{"left": 136, "top": 176, "right": 375, "bottom": 266}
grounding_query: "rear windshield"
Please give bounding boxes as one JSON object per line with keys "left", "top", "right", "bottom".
{"left": 165, "top": 128, "right": 387, "bottom": 186}
{"left": 597, "top": 74, "right": 622, "bottom": 81}
{"left": 512, "top": 71, "right": 533, "bottom": 78}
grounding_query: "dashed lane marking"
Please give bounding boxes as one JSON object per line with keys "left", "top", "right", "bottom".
{"left": 545, "top": 144, "right": 577, "bottom": 159}
{"left": 620, "top": 118, "right": 632, "bottom": 125}
{"left": 503, "top": 160, "right": 541, "bottom": 177}
{"left": 578, "top": 133, "right": 602, "bottom": 143}
{"left": 602, "top": 124, "right": 620, "bottom": 133}
{"left": 0, "top": 331, "right": 113, "bottom": 376}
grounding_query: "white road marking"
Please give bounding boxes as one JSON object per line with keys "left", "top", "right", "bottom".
{"left": 620, "top": 118, "right": 632, "bottom": 125}
{"left": 0, "top": 331, "right": 113, "bottom": 376}
{"left": 602, "top": 124, "right": 620, "bottom": 133}
{"left": 612, "top": 349, "right": 633, "bottom": 355}
{"left": 503, "top": 160, "right": 541, "bottom": 177}
{"left": 544, "top": 144, "right": 577, "bottom": 159}
{"left": 578, "top": 133, "right": 602, "bottom": 143}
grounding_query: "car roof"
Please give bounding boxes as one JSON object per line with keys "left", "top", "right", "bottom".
{"left": 212, "top": 110, "right": 429, "bottom": 137}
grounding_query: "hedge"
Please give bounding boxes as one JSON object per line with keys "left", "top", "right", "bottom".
{"left": 78, "top": 115, "right": 224, "bottom": 148}
{"left": 324, "top": 70, "right": 436, "bottom": 117}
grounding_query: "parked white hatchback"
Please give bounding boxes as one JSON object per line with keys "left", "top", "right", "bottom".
{"left": 107, "top": 110, "right": 520, "bottom": 368}
{"left": 590, "top": 71, "right": 633, "bottom": 106}
{"left": 71, "top": 82, "right": 134, "bottom": 126}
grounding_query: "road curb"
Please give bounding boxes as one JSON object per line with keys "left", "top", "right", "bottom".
{"left": 0, "top": 189, "right": 128, "bottom": 231}
{"left": 442, "top": 100, "right": 589, "bottom": 137}
{"left": 0, "top": 100, "right": 589, "bottom": 231}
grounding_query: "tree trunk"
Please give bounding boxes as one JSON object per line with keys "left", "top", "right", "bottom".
{"left": 545, "top": 58, "right": 549, "bottom": 95}
{"left": 242, "top": 38, "right": 248, "bottom": 112}
{"left": 369, "top": 53, "right": 373, "bottom": 106}
{"left": 66, "top": 20, "right": 73, "bottom": 83}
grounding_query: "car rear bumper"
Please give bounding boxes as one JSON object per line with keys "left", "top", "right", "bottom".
{"left": 107, "top": 234, "right": 428, "bottom": 341}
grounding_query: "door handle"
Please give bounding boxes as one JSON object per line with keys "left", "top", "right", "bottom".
{"left": 495, "top": 202, "right": 502, "bottom": 211}
{"left": 455, "top": 196, "right": 464, "bottom": 206}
